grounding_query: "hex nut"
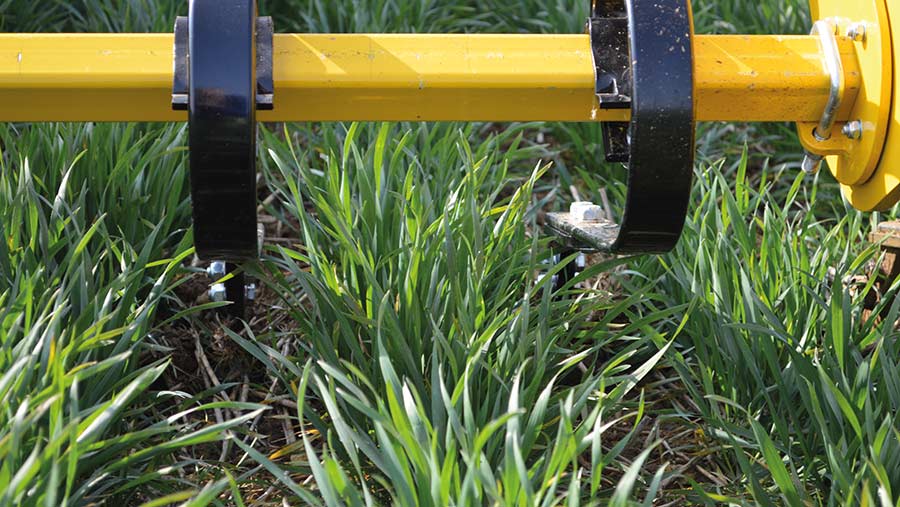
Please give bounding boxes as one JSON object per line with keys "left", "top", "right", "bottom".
{"left": 802, "top": 154, "right": 823, "bottom": 175}
{"left": 842, "top": 120, "right": 863, "bottom": 140}
{"left": 206, "top": 261, "right": 227, "bottom": 279}
{"left": 569, "top": 201, "right": 604, "bottom": 222}
{"left": 209, "top": 283, "right": 227, "bottom": 302}
{"left": 847, "top": 23, "right": 867, "bottom": 42}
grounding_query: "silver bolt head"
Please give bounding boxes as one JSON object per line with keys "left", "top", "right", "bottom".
{"left": 569, "top": 201, "right": 604, "bottom": 222}
{"left": 209, "top": 283, "right": 227, "bottom": 302}
{"left": 842, "top": 120, "right": 863, "bottom": 140}
{"left": 245, "top": 283, "right": 257, "bottom": 301}
{"left": 206, "top": 261, "right": 227, "bottom": 279}
{"left": 847, "top": 23, "right": 867, "bottom": 42}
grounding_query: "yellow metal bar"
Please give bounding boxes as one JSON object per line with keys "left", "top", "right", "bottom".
{"left": 0, "top": 33, "right": 860, "bottom": 123}
{"left": 695, "top": 35, "right": 860, "bottom": 123}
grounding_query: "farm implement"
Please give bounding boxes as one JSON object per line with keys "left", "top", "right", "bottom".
{"left": 1, "top": 0, "right": 898, "bottom": 312}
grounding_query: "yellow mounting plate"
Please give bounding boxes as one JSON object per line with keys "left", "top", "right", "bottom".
{"left": 842, "top": 1, "right": 900, "bottom": 211}
{"left": 800, "top": 0, "right": 892, "bottom": 191}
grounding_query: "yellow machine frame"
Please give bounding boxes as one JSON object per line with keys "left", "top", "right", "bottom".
{"left": 0, "top": 33, "right": 862, "bottom": 124}
{"left": 0, "top": 0, "right": 897, "bottom": 211}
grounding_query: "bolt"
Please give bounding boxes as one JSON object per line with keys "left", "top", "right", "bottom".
{"left": 842, "top": 120, "right": 863, "bottom": 140}
{"left": 245, "top": 283, "right": 257, "bottom": 301}
{"left": 847, "top": 23, "right": 867, "bottom": 42}
{"left": 569, "top": 201, "right": 604, "bottom": 222}
{"left": 206, "top": 261, "right": 227, "bottom": 279}
{"left": 209, "top": 283, "right": 227, "bottom": 302}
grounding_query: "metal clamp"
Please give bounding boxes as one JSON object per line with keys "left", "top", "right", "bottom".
{"left": 547, "top": 0, "right": 695, "bottom": 254}
{"left": 802, "top": 19, "right": 844, "bottom": 175}
{"left": 172, "top": 14, "right": 274, "bottom": 111}
{"left": 589, "top": 2, "right": 631, "bottom": 109}
{"left": 589, "top": 1, "right": 631, "bottom": 163}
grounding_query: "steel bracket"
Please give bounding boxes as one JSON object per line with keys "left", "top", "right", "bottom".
{"left": 590, "top": 0, "right": 632, "bottom": 163}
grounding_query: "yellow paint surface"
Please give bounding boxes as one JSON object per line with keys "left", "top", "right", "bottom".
{"left": 0, "top": 33, "right": 860, "bottom": 123}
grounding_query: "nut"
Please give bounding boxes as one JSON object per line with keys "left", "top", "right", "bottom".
{"left": 842, "top": 120, "right": 863, "bottom": 140}
{"left": 802, "top": 154, "right": 823, "bottom": 175}
{"left": 847, "top": 23, "right": 867, "bottom": 42}
{"left": 245, "top": 283, "right": 257, "bottom": 301}
{"left": 209, "top": 283, "right": 227, "bottom": 302}
{"left": 569, "top": 201, "right": 604, "bottom": 222}
{"left": 206, "top": 261, "right": 227, "bottom": 279}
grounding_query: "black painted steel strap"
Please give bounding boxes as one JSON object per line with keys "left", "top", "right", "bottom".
{"left": 185, "top": 0, "right": 260, "bottom": 261}
{"left": 547, "top": 0, "right": 695, "bottom": 254}
{"left": 617, "top": 0, "right": 695, "bottom": 253}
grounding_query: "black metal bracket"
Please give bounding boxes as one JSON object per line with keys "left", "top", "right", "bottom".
{"left": 590, "top": 0, "right": 631, "bottom": 164}
{"left": 590, "top": 1, "right": 630, "bottom": 109}
{"left": 172, "top": 0, "right": 274, "bottom": 315}
{"left": 172, "top": 14, "right": 274, "bottom": 112}
{"left": 547, "top": 0, "right": 695, "bottom": 254}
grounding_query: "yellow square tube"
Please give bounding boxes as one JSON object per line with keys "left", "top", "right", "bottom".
{"left": 0, "top": 33, "right": 860, "bottom": 123}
